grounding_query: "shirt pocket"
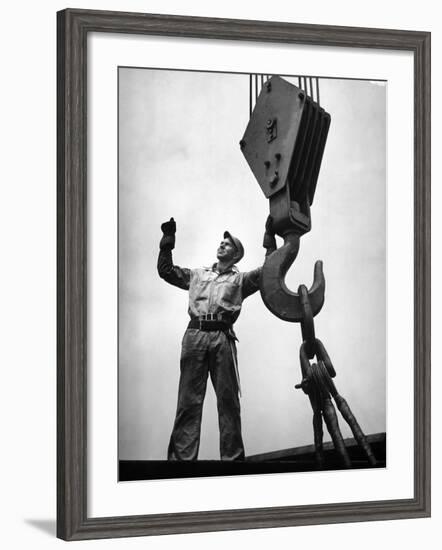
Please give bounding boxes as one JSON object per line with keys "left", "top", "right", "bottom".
{"left": 218, "top": 281, "right": 241, "bottom": 307}
{"left": 190, "top": 279, "right": 211, "bottom": 305}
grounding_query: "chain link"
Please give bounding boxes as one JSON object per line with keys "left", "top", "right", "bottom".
{"left": 294, "top": 286, "right": 377, "bottom": 468}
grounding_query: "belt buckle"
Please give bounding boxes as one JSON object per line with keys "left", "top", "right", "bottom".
{"left": 198, "top": 313, "right": 219, "bottom": 327}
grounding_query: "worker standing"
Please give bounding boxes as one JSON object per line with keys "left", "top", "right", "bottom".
{"left": 158, "top": 217, "right": 276, "bottom": 460}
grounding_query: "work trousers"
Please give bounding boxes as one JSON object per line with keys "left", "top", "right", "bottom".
{"left": 167, "top": 328, "right": 244, "bottom": 461}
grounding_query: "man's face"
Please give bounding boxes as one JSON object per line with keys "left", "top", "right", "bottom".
{"left": 217, "top": 238, "right": 237, "bottom": 263}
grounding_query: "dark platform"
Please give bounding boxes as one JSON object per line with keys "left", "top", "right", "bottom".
{"left": 119, "top": 432, "right": 386, "bottom": 481}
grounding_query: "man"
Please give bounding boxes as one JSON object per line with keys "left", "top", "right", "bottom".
{"left": 158, "top": 217, "right": 276, "bottom": 461}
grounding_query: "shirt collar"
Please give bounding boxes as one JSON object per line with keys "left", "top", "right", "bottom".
{"left": 203, "top": 263, "right": 239, "bottom": 274}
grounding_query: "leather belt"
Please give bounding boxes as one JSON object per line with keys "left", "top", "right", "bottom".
{"left": 188, "top": 315, "right": 232, "bottom": 332}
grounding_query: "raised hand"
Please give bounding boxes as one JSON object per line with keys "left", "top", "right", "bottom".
{"left": 265, "top": 214, "right": 275, "bottom": 236}
{"left": 161, "top": 217, "right": 176, "bottom": 236}
{"left": 263, "top": 214, "right": 277, "bottom": 253}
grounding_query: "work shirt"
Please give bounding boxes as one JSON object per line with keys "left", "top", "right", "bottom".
{"left": 157, "top": 248, "right": 261, "bottom": 323}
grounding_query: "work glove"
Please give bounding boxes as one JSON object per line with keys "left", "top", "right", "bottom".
{"left": 161, "top": 218, "right": 176, "bottom": 236}
{"left": 263, "top": 215, "right": 277, "bottom": 251}
{"left": 160, "top": 217, "right": 176, "bottom": 250}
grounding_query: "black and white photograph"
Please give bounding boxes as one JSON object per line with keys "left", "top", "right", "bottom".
{"left": 52, "top": 6, "right": 430, "bottom": 543}
{"left": 2, "top": 0, "right": 437, "bottom": 545}
{"left": 118, "top": 67, "right": 387, "bottom": 481}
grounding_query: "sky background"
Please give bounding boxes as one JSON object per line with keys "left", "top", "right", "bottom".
{"left": 118, "top": 67, "right": 386, "bottom": 461}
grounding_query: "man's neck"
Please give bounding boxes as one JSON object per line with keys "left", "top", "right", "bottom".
{"left": 215, "top": 260, "right": 234, "bottom": 273}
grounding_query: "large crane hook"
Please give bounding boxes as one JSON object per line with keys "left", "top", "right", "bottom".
{"left": 240, "top": 75, "right": 330, "bottom": 322}
{"left": 260, "top": 235, "right": 325, "bottom": 322}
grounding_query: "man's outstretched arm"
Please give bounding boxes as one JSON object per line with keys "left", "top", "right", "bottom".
{"left": 157, "top": 217, "right": 191, "bottom": 290}
{"left": 241, "top": 216, "right": 277, "bottom": 299}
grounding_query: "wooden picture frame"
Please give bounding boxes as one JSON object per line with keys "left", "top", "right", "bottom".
{"left": 57, "top": 8, "right": 430, "bottom": 540}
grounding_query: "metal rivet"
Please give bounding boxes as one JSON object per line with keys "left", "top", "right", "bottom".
{"left": 269, "top": 172, "right": 279, "bottom": 187}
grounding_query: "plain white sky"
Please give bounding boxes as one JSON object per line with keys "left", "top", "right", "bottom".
{"left": 118, "top": 67, "right": 386, "bottom": 460}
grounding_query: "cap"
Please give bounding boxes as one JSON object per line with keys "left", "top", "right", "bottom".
{"left": 224, "top": 231, "right": 244, "bottom": 262}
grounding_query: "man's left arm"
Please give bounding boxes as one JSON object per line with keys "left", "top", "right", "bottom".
{"left": 241, "top": 216, "right": 277, "bottom": 299}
